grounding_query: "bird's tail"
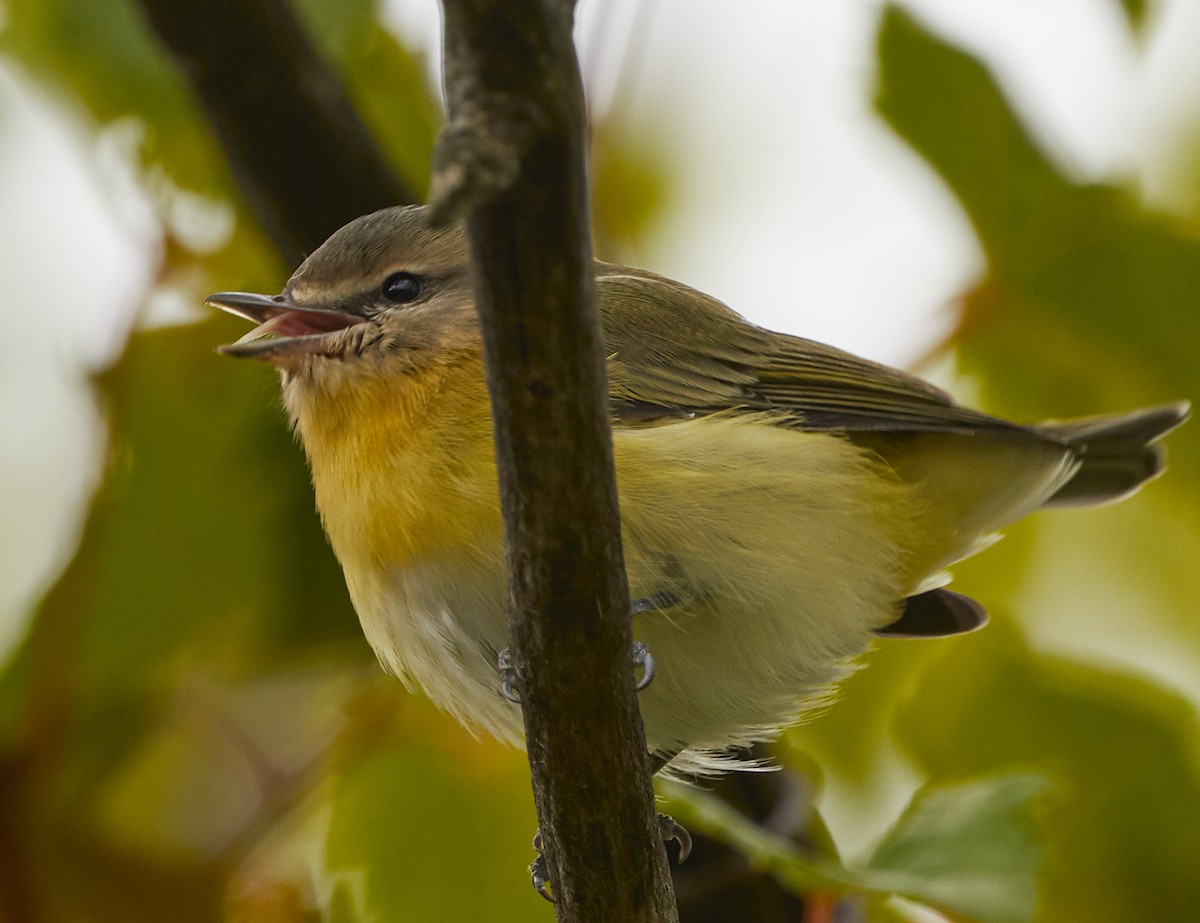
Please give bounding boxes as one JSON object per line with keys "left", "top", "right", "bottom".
{"left": 1038, "top": 401, "right": 1190, "bottom": 508}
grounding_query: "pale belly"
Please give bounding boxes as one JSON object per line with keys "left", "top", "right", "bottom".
{"left": 341, "top": 418, "right": 918, "bottom": 773}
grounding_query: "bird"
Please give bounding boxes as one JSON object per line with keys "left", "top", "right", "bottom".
{"left": 209, "top": 204, "right": 1188, "bottom": 779}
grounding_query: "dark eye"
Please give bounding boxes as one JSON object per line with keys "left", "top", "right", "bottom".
{"left": 381, "top": 271, "right": 423, "bottom": 304}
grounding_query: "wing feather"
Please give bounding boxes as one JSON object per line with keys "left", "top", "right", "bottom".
{"left": 598, "top": 266, "right": 1039, "bottom": 438}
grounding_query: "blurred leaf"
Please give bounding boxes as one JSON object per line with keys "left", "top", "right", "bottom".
{"left": 871, "top": 16, "right": 1200, "bottom": 921}
{"left": 0, "top": 315, "right": 365, "bottom": 746}
{"left": 861, "top": 774, "right": 1046, "bottom": 923}
{"left": 0, "top": 0, "right": 438, "bottom": 288}
{"left": 0, "top": 0, "right": 203, "bottom": 173}
{"left": 866, "top": 901, "right": 919, "bottom": 923}
{"left": 876, "top": 5, "right": 1198, "bottom": 484}
{"left": 320, "top": 741, "right": 543, "bottom": 923}
{"left": 293, "top": 0, "right": 377, "bottom": 55}
{"left": 876, "top": 7, "right": 1063, "bottom": 268}
{"left": 297, "top": 0, "right": 442, "bottom": 198}
{"left": 1008, "top": 493, "right": 1200, "bottom": 676}
{"left": 1117, "top": 0, "right": 1150, "bottom": 37}
{"left": 874, "top": 28, "right": 1200, "bottom": 913}
{"left": 0, "top": 0, "right": 434, "bottom": 193}
{"left": 660, "top": 773, "right": 1045, "bottom": 923}
{"left": 0, "top": 316, "right": 368, "bottom": 916}
{"left": 591, "top": 115, "right": 675, "bottom": 262}
{"left": 95, "top": 664, "right": 360, "bottom": 864}
{"left": 896, "top": 622, "right": 1200, "bottom": 922}
{"left": 70, "top": 317, "right": 357, "bottom": 685}
{"left": 658, "top": 779, "right": 871, "bottom": 896}
{"left": 342, "top": 25, "right": 441, "bottom": 199}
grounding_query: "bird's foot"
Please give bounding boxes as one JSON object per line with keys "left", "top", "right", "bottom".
{"left": 530, "top": 831, "right": 554, "bottom": 902}
{"left": 497, "top": 647, "right": 522, "bottom": 703}
{"left": 527, "top": 814, "right": 692, "bottom": 901}
{"left": 497, "top": 636, "right": 657, "bottom": 702}
{"left": 632, "top": 640, "right": 655, "bottom": 691}
{"left": 657, "top": 812, "right": 692, "bottom": 862}
{"left": 630, "top": 590, "right": 684, "bottom": 691}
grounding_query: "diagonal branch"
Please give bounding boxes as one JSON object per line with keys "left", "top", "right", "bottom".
{"left": 135, "top": 0, "right": 415, "bottom": 263}
{"left": 433, "top": 1, "right": 679, "bottom": 921}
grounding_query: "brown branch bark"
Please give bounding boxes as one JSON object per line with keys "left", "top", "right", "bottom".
{"left": 135, "top": 0, "right": 415, "bottom": 263}
{"left": 433, "top": 1, "right": 679, "bottom": 921}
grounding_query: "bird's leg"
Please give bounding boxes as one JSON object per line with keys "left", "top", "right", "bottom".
{"left": 508, "top": 593, "right": 687, "bottom": 900}
{"left": 631, "top": 640, "right": 655, "bottom": 691}
{"left": 648, "top": 749, "right": 692, "bottom": 862}
{"left": 656, "top": 812, "right": 693, "bottom": 863}
{"left": 528, "top": 749, "right": 692, "bottom": 902}
{"left": 496, "top": 591, "right": 678, "bottom": 702}
{"left": 629, "top": 589, "right": 681, "bottom": 691}
{"left": 529, "top": 831, "right": 554, "bottom": 902}
{"left": 497, "top": 647, "right": 521, "bottom": 703}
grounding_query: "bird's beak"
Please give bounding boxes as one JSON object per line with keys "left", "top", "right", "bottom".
{"left": 206, "top": 291, "right": 366, "bottom": 359}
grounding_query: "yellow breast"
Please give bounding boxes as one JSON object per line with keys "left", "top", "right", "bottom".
{"left": 287, "top": 351, "right": 503, "bottom": 575}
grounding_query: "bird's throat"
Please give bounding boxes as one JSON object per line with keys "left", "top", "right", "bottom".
{"left": 287, "top": 355, "right": 501, "bottom": 572}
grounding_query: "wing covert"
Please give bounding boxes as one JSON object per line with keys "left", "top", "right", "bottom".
{"left": 597, "top": 266, "right": 1034, "bottom": 438}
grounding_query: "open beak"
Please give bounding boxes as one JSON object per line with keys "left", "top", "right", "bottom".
{"left": 206, "top": 291, "right": 366, "bottom": 359}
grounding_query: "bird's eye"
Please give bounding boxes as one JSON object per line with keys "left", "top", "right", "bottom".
{"left": 381, "top": 271, "right": 423, "bottom": 304}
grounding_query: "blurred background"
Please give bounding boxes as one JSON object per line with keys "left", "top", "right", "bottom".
{"left": 1, "top": 0, "right": 1198, "bottom": 920}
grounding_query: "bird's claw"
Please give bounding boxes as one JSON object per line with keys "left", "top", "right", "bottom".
{"left": 498, "top": 641, "right": 655, "bottom": 700}
{"left": 658, "top": 812, "right": 692, "bottom": 862}
{"left": 630, "top": 592, "right": 678, "bottom": 692}
{"left": 632, "top": 640, "right": 655, "bottom": 691}
{"left": 530, "top": 830, "right": 555, "bottom": 902}
{"left": 498, "top": 648, "right": 521, "bottom": 703}
{"left": 527, "top": 815, "right": 688, "bottom": 900}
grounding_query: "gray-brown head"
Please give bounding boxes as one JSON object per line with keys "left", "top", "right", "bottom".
{"left": 208, "top": 205, "right": 480, "bottom": 381}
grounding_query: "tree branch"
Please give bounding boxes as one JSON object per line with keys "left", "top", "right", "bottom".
{"left": 135, "top": 0, "right": 415, "bottom": 263}
{"left": 433, "top": 1, "right": 679, "bottom": 920}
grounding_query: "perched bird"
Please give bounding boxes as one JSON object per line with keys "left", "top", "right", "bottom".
{"left": 210, "top": 204, "right": 1188, "bottom": 777}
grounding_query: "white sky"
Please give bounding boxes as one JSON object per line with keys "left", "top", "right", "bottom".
{"left": 2, "top": 0, "right": 1199, "bottom": 858}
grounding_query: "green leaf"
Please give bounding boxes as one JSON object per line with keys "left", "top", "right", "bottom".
{"left": 659, "top": 773, "right": 1046, "bottom": 922}
{"left": 591, "top": 117, "right": 676, "bottom": 261}
{"left": 342, "top": 24, "right": 441, "bottom": 199}
{"left": 876, "top": 5, "right": 1199, "bottom": 486}
{"left": 657, "top": 779, "right": 864, "bottom": 896}
{"left": 1, "top": 0, "right": 229, "bottom": 194}
{"left": 861, "top": 774, "right": 1047, "bottom": 923}
{"left": 1116, "top": 0, "right": 1150, "bottom": 37}
{"left": 896, "top": 623, "right": 1200, "bottom": 922}
{"left": 0, "top": 317, "right": 369, "bottom": 915}
{"left": 320, "top": 742, "right": 543, "bottom": 923}
{"left": 0, "top": 0, "right": 439, "bottom": 275}
{"left": 298, "top": 0, "right": 442, "bottom": 197}
{"left": 875, "top": 6, "right": 1064, "bottom": 268}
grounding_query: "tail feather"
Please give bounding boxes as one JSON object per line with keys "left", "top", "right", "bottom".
{"left": 877, "top": 588, "right": 988, "bottom": 638}
{"left": 1039, "top": 401, "right": 1190, "bottom": 508}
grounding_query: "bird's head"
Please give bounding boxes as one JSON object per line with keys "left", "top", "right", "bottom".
{"left": 208, "top": 205, "right": 481, "bottom": 399}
